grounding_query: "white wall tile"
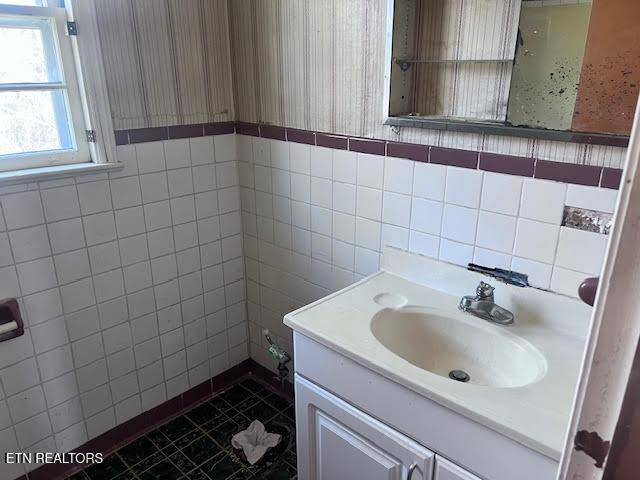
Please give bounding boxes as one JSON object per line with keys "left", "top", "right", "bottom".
{"left": 382, "top": 192, "right": 411, "bottom": 228}
{"left": 110, "top": 177, "right": 142, "bottom": 210}
{"left": 513, "top": 218, "right": 560, "bottom": 264}
{"left": 382, "top": 224, "right": 409, "bottom": 250}
{"left": 54, "top": 249, "right": 91, "bottom": 285}
{"left": 16, "top": 257, "right": 58, "bottom": 295}
{"left": 0, "top": 233, "right": 13, "bottom": 266}
{"left": 555, "top": 227, "right": 607, "bottom": 275}
{"left": 355, "top": 218, "right": 381, "bottom": 251}
{"left": 83, "top": 212, "right": 117, "bottom": 246}
{"left": 310, "top": 146, "right": 332, "bottom": 179}
{"left": 475, "top": 211, "right": 517, "bottom": 253}
{"left": 77, "top": 181, "right": 112, "bottom": 215}
{"left": 290, "top": 143, "right": 311, "bottom": 174}
{"left": 357, "top": 154, "right": 384, "bottom": 189}
{"left": 441, "top": 204, "right": 478, "bottom": 244}
{"left": 408, "top": 231, "right": 439, "bottom": 258}
{"left": 550, "top": 267, "right": 587, "bottom": 297}
{"left": 136, "top": 142, "right": 167, "bottom": 173}
{"left": 48, "top": 219, "right": 86, "bottom": 255}
{"left": 332, "top": 150, "right": 357, "bottom": 183}
{"left": 1, "top": 191, "right": 44, "bottom": 229}
{"left": 480, "top": 173, "right": 522, "bottom": 216}
{"left": 511, "top": 257, "right": 552, "bottom": 289}
{"left": 384, "top": 157, "right": 414, "bottom": 194}
{"left": 10, "top": 226, "right": 51, "bottom": 264}
{"left": 439, "top": 239, "right": 474, "bottom": 266}
{"left": 519, "top": 179, "right": 566, "bottom": 224}
{"left": 444, "top": 167, "right": 483, "bottom": 208}
{"left": 565, "top": 185, "right": 618, "bottom": 213}
{"left": 41, "top": 186, "right": 80, "bottom": 222}
{"left": 473, "top": 248, "right": 511, "bottom": 269}
{"left": 356, "top": 187, "right": 382, "bottom": 221}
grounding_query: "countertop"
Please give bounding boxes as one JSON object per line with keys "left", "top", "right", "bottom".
{"left": 284, "top": 250, "right": 590, "bottom": 460}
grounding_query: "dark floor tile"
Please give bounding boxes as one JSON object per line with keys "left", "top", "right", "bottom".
{"left": 227, "top": 469, "right": 254, "bottom": 480}
{"left": 85, "top": 454, "right": 128, "bottom": 480}
{"left": 220, "top": 385, "right": 260, "bottom": 411}
{"left": 173, "top": 428, "right": 203, "bottom": 450}
{"left": 284, "top": 447, "right": 297, "bottom": 469}
{"left": 131, "top": 451, "right": 166, "bottom": 476}
{"left": 117, "top": 436, "right": 159, "bottom": 467}
{"left": 69, "top": 375, "right": 296, "bottom": 480}
{"left": 201, "top": 410, "right": 230, "bottom": 433}
{"left": 262, "top": 462, "right": 297, "bottom": 480}
{"left": 228, "top": 411, "right": 251, "bottom": 428}
{"left": 146, "top": 429, "right": 173, "bottom": 449}
{"left": 283, "top": 406, "right": 295, "bottom": 421}
{"left": 181, "top": 434, "right": 223, "bottom": 467}
{"left": 139, "top": 460, "right": 182, "bottom": 480}
{"left": 207, "top": 418, "right": 242, "bottom": 448}
{"left": 200, "top": 454, "right": 242, "bottom": 480}
{"left": 66, "top": 471, "right": 89, "bottom": 480}
{"left": 242, "top": 401, "right": 278, "bottom": 424}
{"left": 186, "top": 401, "right": 224, "bottom": 425}
{"left": 113, "top": 470, "right": 137, "bottom": 480}
{"left": 264, "top": 393, "right": 291, "bottom": 412}
{"left": 240, "top": 378, "right": 269, "bottom": 396}
{"left": 160, "top": 416, "right": 197, "bottom": 441}
{"left": 184, "top": 468, "right": 210, "bottom": 480}
{"left": 168, "top": 450, "right": 196, "bottom": 472}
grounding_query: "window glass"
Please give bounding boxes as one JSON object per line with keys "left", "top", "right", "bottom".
{"left": 0, "top": 90, "right": 73, "bottom": 155}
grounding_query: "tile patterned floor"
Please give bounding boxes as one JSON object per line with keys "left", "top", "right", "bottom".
{"left": 66, "top": 377, "right": 297, "bottom": 480}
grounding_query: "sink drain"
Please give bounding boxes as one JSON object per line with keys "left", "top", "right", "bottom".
{"left": 449, "top": 369, "right": 470, "bottom": 383}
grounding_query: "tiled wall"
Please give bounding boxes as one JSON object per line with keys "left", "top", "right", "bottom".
{"left": 0, "top": 135, "right": 248, "bottom": 478}
{"left": 237, "top": 134, "right": 616, "bottom": 369}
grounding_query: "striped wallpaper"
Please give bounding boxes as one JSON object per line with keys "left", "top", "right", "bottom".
{"left": 95, "top": 0, "right": 234, "bottom": 130}
{"left": 93, "top": 0, "right": 627, "bottom": 169}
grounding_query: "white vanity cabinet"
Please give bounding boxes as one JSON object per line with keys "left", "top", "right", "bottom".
{"left": 434, "top": 457, "right": 481, "bottom": 480}
{"left": 292, "top": 332, "right": 559, "bottom": 480}
{"left": 296, "top": 375, "right": 434, "bottom": 480}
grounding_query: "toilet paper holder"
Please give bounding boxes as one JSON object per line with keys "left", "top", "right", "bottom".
{"left": 0, "top": 299, "right": 24, "bottom": 343}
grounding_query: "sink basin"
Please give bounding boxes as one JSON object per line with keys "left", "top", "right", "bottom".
{"left": 371, "top": 307, "right": 547, "bottom": 388}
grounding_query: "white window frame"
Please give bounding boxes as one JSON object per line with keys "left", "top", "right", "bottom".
{"left": 0, "top": 0, "right": 117, "bottom": 182}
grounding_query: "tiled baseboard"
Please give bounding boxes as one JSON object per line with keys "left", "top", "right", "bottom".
{"left": 114, "top": 122, "right": 623, "bottom": 190}
{"left": 20, "top": 359, "right": 292, "bottom": 480}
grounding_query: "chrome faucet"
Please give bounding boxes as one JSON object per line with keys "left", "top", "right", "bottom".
{"left": 459, "top": 281, "right": 514, "bottom": 325}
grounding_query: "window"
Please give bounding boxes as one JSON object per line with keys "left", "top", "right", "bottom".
{"left": 0, "top": 0, "right": 90, "bottom": 172}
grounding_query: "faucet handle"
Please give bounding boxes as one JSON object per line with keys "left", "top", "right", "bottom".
{"left": 476, "top": 281, "right": 495, "bottom": 299}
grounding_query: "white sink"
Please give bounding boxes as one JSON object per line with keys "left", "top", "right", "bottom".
{"left": 371, "top": 307, "right": 547, "bottom": 388}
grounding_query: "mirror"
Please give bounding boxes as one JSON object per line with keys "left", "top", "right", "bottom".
{"left": 387, "top": 0, "right": 640, "bottom": 145}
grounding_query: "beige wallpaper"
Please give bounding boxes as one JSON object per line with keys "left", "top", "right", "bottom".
{"left": 95, "top": 0, "right": 234, "bottom": 130}
{"left": 228, "top": 0, "right": 626, "bottom": 168}
{"left": 93, "top": 0, "right": 626, "bottom": 169}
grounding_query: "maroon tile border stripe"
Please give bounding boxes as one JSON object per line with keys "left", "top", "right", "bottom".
{"left": 430, "top": 146, "right": 479, "bottom": 169}
{"left": 260, "top": 125, "right": 286, "bottom": 141}
{"left": 535, "top": 160, "right": 602, "bottom": 187}
{"left": 316, "top": 133, "right": 348, "bottom": 150}
{"left": 113, "top": 121, "right": 622, "bottom": 190}
{"left": 349, "top": 137, "right": 385, "bottom": 156}
{"left": 601, "top": 167, "right": 624, "bottom": 189}
{"left": 25, "top": 359, "right": 293, "bottom": 480}
{"left": 286, "top": 128, "right": 315, "bottom": 145}
{"left": 386, "top": 141, "right": 429, "bottom": 162}
{"left": 479, "top": 152, "right": 535, "bottom": 177}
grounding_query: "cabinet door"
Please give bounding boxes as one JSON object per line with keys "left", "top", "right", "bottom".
{"left": 434, "top": 456, "right": 482, "bottom": 480}
{"left": 296, "top": 375, "right": 434, "bottom": 480}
